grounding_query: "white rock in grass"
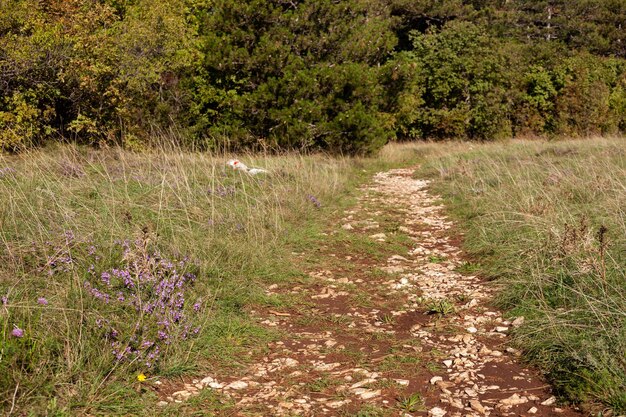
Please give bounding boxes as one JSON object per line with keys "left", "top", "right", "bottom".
{"left": 512, "top": 316, "right": 525, "bottom": 327}
{"left": 369, "top": 233, "right": 387, "bottom": 241}
{"left": 541, "top": 396, "right": 557, "bottom": 406}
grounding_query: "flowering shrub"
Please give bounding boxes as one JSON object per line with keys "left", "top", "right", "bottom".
{"left": 83, "top": 234, "right": 202, "bottom": 369}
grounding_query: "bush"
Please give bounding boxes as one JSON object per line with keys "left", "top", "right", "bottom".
{"left": 404, "top": 21, "right": 512, "bottom": 140}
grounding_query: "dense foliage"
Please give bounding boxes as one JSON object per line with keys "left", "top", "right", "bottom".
{"left": 1, "top": 0, "right": 625, "bottom": 153}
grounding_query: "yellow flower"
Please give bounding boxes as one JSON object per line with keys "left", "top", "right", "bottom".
{"left": 137, "top": 373, "right": 147, "bottom": 382}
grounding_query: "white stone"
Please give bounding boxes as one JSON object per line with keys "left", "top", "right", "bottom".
{"left": 350, "top": 378, "right": 376, "bottom": 389}
{"left": 541, "top": 396, "right": 557, "bottom": 406}
{"left": 359, "top": 389, "right": 381, "bottom": 400}
{"left": 200, "top": 376, "right": 214, "bottom": 385}
{"left": 430, "top": 376, "right": 443, "bottom": 384}
{"left": 512, "top": 316, "right": 525, "bottom": 327}
{"left": 500, "top": 394, "right": 528, "bottom": 406}
{"left": 429, "top": 407, "right": 447, "bottom": 417}
{"left": 226, "top": 381, "right": 248, "bottom": 390}
{"left": 528, "top": 407, "right": 538, "bottom": 414}
{"left": 466, "top": 327, "right": 478, "bottom": 333}
{"left": 470, "top": 399, "right": 487, "bottom": 415}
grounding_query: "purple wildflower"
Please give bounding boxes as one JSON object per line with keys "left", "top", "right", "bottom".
{"left": 193, "top": 302, "right": 201, "bottom": 312}
{"left": 307, "top": 194, "right": 322, "bottom": 208}
{"left": 37, "top": 297, "right": 48, "bottom": 305}
{"left": 0, "top": 167, "right": 17, "bottom": 178}
{"left": 11, "top": 326, "right": 24, "bottom": 338}
{"left": 141, "top": 340, "right": 154, "bottom": 349}
{"left": 64, "top": 230, "right": 75, "bottom": 244}
{"left": 1, "top": 296, "right": 7, "bottom": 306}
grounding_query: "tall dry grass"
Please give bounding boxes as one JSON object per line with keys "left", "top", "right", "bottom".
{"left": 0, "top": 145, "right": 361, "bottom": 414}
{"left": 418, "top": 138, "right": 626, "bottom": 413}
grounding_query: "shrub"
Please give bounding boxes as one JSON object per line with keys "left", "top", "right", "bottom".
{"left": 406, "top": 21, "right": 512, "bottom": 140}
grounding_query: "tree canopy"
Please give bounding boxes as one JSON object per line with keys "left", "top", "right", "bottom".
{"left": 1, "top": 0, "right": 625, "bottom": 153}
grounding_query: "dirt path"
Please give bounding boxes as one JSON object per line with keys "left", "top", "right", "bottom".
{"left": 159, "top": 168, "right": 582, "bottom": 416}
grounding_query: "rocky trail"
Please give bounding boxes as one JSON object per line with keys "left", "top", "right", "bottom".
{"left": 158, "top": 168, "right": 582, "bottom": 416}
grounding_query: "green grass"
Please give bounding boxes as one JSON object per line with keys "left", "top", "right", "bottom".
{"left": 2, "top": 138, "right": 624, "bottom": 415}
{"left": 0, "top": 144, "right": 396, "bottom": 415}
{"left": 416, "top": 137, "right": 626, "bottom": 414}
{"left": 396, "top": 392, "right": 425, "bottom": 413}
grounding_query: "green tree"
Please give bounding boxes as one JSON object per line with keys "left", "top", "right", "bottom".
{"left": 407, "top": 21, "right": 511, "bottom": 140}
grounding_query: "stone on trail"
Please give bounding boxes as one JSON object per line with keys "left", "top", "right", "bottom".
{"left": 541, "top": 396, "right": 557, "bottom": 406}
{"left": 357, "top": 389, "right": 381, "bottom": 400}
{"left": 499, "top": 393, "right": 528, "bottom": 406}
{"left": 226, "top": 381, "right": 249, "bottom": 390}
{"left": 200, "top": 376, "right": 214, "bottom": 385}
{"left": 429, "top": 407, "right": 447, "bottom": 417}
{"left": 430, "top": 376, "right": 443, "bottom": 384}
{"left": 470, "top": 399, "right": 487, "bottom": 415}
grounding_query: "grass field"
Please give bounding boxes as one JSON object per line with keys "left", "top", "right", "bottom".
{"left": 417, "top": 138, "right": 626, "bottom": 413}
{"left": 1, "top": 139, "right": 624, "bottom": 415}
{"left": 0, "top": 145, "right": 394, "bottom": 415}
